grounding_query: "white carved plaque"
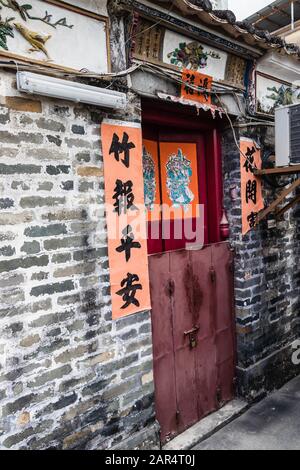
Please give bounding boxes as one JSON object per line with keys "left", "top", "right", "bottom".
{"left": 163, "top": 30, "right": 228, "bottom": 80}
{"left": 0, "top": 0, "right": 109, "bottom": 73}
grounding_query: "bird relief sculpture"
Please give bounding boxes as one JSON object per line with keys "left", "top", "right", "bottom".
{"left": 14, "top": 22, "right": 51, "bottom": 59}
{"left": 0, "top": 0, "right": 74, "bottom": 59}
{"left": 166, "top": 149, "right": 194, "bottom": 212}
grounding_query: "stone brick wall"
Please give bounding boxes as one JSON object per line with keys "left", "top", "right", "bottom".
{"left": 0, "top": 71, "right": 157, "bottom": 450}
{"left": 222, "top": 125, "right": 300, "bottom": 401}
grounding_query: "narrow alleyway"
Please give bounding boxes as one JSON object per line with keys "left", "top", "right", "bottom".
{"left": 194, "top": 375, "right": 300, "bottom": 450}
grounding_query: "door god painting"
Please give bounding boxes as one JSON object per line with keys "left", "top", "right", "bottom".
{"left": 166, "top": 148, "right": 195, "bottom": 212}
{"left": 143, "top": 145, "right": 157, "bottom": 212}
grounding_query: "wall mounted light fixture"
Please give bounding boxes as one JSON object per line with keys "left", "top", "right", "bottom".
{"left": 16, "top": 72, "right": 127, "bottom": 110}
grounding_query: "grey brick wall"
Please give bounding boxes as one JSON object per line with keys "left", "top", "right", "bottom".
{"left": 0, "top": 71, "right": 157, "bottom": 450}
{"left": 222, "top": 125, "right": 300, "bottom": 401}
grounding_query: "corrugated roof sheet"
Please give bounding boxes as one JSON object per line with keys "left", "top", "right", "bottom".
{"left": 246, "top": 0, "right": 300, "bottom": 33}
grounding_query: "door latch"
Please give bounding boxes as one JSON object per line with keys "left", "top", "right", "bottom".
{"left": 184, "top": 326, "right": 200, "bottom": 349}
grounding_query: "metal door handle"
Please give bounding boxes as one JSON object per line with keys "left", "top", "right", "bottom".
{"left": 184, "top": 326, "right": 200, "bottom": 336}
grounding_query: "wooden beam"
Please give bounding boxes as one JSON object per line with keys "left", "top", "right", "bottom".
{"left": 257, "top": 177, "right": 300, "bottom": 223}
{"left": 254, "top": 165, "right": 300, "bottom": 176}
{"left": 275, "top": 194, "right": 300, "bottom": 219}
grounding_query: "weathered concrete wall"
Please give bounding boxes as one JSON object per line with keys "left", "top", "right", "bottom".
{"left": 69, "top": 0, "right": 108, "bottom": 16}
{"left": 222, "top": 124, "right": 300, "bottom": 401}
{"left": 0, "top": 71, "right": 157, "bottom": 450}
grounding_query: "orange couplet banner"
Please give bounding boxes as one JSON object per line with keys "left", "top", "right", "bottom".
{"left": 101, "top": 120, "right": 151, "bottom": 320}
{"left": 181, "top": 69, "right": 212, "bottom": 105}
{"left": 240, "top": 138, "right": 264, "bottom": 236}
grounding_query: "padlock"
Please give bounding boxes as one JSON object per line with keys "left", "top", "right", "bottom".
{"left": 190, "top": 334, "right": 197, "bottom": 349}
{"left": 184, "top": 326, "right": 200, "bottom": 349}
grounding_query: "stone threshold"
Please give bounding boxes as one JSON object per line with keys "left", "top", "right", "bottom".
{"left": 111, "top": 423, "right": 161, "bottom": 450}
{"left": 163, "top": 399, "right": 249, "bottom": 451}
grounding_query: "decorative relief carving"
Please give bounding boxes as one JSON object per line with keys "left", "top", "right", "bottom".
{"left": 0, "top": 0, "right": 73, "bottom": 31}
{"left": 0, "top": 0, "right": 109, "bottom": 73}
{"left": 130, "top": 10, "right": 248, "bottom": 89}
{"left": 168, "top": 41, "right": 220, "bottom": 70}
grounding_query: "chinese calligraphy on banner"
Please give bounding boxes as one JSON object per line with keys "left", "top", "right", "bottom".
{"left": 240, "top": 138, "right": 264, "bottom": 236}
{"left": 102, "top": 120, "right": 151, "bottom": 320}
{"left": 181, "top": 69, "right": 212, "bottom": 105}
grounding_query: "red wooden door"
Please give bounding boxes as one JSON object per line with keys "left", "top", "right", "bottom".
{"left": 149, "top": 243, "right": 236, "bottom": 444}
{"left": 143, "top": 102, "right": 232, "bottom": 444}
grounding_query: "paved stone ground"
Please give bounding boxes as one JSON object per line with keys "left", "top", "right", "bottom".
{"left": 194, "top": 375, "right": 300, "bottom": 450}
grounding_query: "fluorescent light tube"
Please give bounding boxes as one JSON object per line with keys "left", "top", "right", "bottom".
{"left": 16, "top": 72, "right": 127, "bottom": 110}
